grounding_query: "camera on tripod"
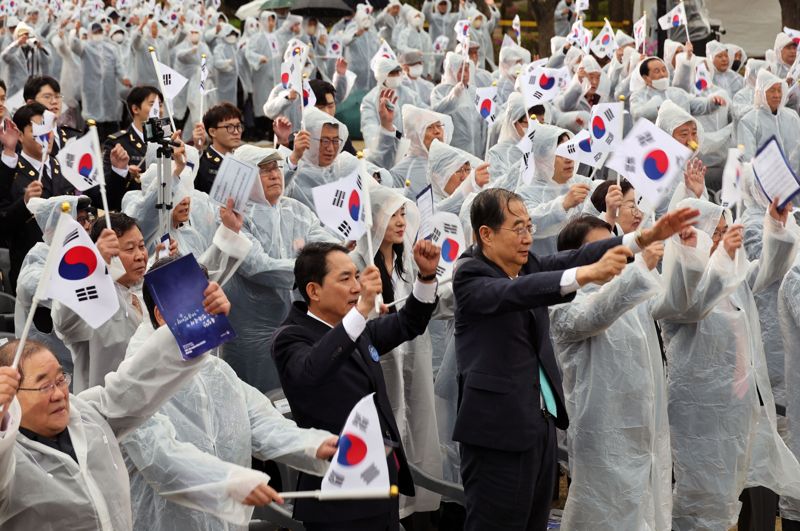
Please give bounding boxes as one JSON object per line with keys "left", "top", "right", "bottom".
{"left": 143, "top": 116, "right": 174, "bottom": 145}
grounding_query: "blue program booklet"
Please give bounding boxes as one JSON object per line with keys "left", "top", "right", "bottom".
{"left": 144, "top": 254, "right": 236, "bottom": 359}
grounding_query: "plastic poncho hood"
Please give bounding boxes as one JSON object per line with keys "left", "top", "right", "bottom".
{"left": 427, "top": 138, "right": 482, "bottom": 198}
{"left": 301, "top": 106, "right": 350, "bottom": 167}
{"left": 754, "top": 68, "right": 788, "bottom": 110}
{"left": 402, "top": 104, "right": 454, "bottom": 158}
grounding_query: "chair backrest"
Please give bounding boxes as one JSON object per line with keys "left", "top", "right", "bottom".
{"left": 0, "top": 292, "right": 16, "bottom": 314}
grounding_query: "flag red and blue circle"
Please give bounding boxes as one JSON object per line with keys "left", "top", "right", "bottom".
{"left": 302, "top": 89, "right": 311, "bottom": 106}
{"left": 601, "top": 34, "right": 611, "bottom": 46}
{"left": 578, "top": 137, "right": 592, "bottom": 152}
{"left": 695, "top": 78, "right": 708, "bottom": 91}
{"left": 58, "top": 246, "right": 97, "bottom": 281}
{"left": 479, "top": 99, "right": 492, "bottom": 119}
{"left": 337, "top": 433, "right": 367, "bottom": 466}
{"left": 591, "top": 116, "right": 606, "bottom": 139}
{"left": 442, "top": 238, "right": 460, "bottom": 263}
{"left": 643, "top": 149, "right": 670, "bottom": 180}
{"left": 78, "top": 153, "right": 93, "bottom": 178}
{"left": 291, "top": 46, "right": 303, "bottom": 57}
{"left": 538, "top": 73, "right": 555, "bottom": 90}
{"left": 281, "top": 72, "right": 290, "bottom": 88}
{"left": 331, "top": 42, "right": 340, "bottom": 52}
{"left": 348, "top": 190, "right": 361, "bottom": 221}
{"left": 671, "top": 14, "right": 681, "bottom": 27}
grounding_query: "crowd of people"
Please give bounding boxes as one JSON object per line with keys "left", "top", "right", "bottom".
{"left": 0, "top": 0, "right": 800, "bottom": 529}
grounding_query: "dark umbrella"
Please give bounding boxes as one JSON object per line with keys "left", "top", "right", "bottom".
{"left": 289, "top": 0, "right": 354, "bottom": 18}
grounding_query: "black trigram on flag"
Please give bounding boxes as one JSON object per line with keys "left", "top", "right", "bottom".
{"left": 636, "top": 132, "right": 654, "bottom": 146}
{"left": 65, "top": 153, "right": 75, "bottom": 168}
{"left": 352, "top": 413, "right": 369, "bottom": 430}
{"left": 332, "top": 189, "right": 345, "bottom": 208}
{"left": 593, "top": 152, "right": 603, "bottom": 162}
{"left": 63, "top": 229, "right": 80, "bottom": 246}
{"left": 533, "top": 90, "right": 543, "bottom": 99}
{"left": 625, "top": 157, "right": 636, "bottom": 174}
{"left": 603, "top": 108, "right": 615, "bottom": 121}
{"left": 337, "top": 220, "right": 352, "bottom": 237}
{"left": 76, "top": 285, "right": 98, "bottom": 301}
{"left": 431, "top": 227, "right": 442, "bottom": 241}
{"left": 567, "top": 144, "right": 576, "bottom": 154}
{"left": 435, "top": 264, "right": 446, "bottom": 276}
{"left": 605, "top": 133, "right": 615, "bottom": 145}
{"left": 163, "top": 73, "right": 172, "bottom": 86}
{"left": 443, "top": 222, "right": 459, "bottom": 234}
{"left": 328, "top": 471, "right": 344, "bottom": 487}
{"left": 360, "top": 463, "right": 380, "bottom": 484}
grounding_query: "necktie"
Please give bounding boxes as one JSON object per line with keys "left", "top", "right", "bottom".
{"left": 539, "top": 367, "right": 557, "bottom": 418}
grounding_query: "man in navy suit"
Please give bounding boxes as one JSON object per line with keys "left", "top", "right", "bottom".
{"left": 272, "top": 240, "right": 441, "bottom": 530}
{"left": 453, "top": 188, "right": 699, "bottom": 530}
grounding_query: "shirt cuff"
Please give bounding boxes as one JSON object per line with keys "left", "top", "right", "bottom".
{"left": 1, "top": 152, "right": 17, "bottom": 169}
{"left": 559, "top": 267, "right": 580, "bottom": 296}
{"left": 380, "top": 125, "right": 396, "bottom": 135}
{"left": 342, "top": 306, "right": 367, "bottom": 342}
{"left": 412, "top": 279, "right": 437, "bottom": 303}
{"left": 285, "top": 156, "right": 298, "bottom": 171}
{"left": 112, "top": 165, "right": 129, "bottom": 178}
{"left": 622, "top": 232, "right": 641, "bottom": 253}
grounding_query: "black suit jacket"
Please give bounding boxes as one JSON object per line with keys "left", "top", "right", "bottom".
{"left": 194, "top": 147, "right": 224, "bottom": 194}
{"left": 50, "top": 125, "right": 80, "bottom": 158}
{"left": 452, "top": 237, "right": 625, "bottom": 449}
{"left": 272, "top": 294, "right": 436, "bottom": 523}
{"left": 103, "top": 126, "right": 146, "bottom": 210}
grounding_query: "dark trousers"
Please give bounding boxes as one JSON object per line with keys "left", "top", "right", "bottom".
{"left": 784, "top": 518, "right": 800, "bottom": 531}
{"left": 460, "top": 415, "right": 557, "bottom": 531}
{"left": 304, "top": 508, "right": 399, "bottom": 531}
{"left": 738, "top": 486, "right": 777, "bottom": 531}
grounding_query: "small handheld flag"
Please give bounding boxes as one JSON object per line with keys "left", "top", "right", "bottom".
{"left": 658, "top": 2, "right": 688, "bottom": 43}
{"left": 512, "top": 15, "right": 521, "bottom": 45}
{"left": 428, "top": 212, "right": 465, "bottom": 279}
{"left": 312, "top": 171, "right": 368, "bottom": 241}
{"left": 522, "top": 66, "right": 570, "bottom": 106}
{"left": 590, "top": 19, "right": 618, "bottom": 59}
{"left": 633, "top": 13, "right": 647, "bottom": 52}
{"left": 606, "top": 118, "right": 692, "bottom": 209}
{"left": 56, "top": 132, "right": 101, "bottom": 191}
{"left": 433, "top": 35, "right": 449, "bottom": 54}
{"left": 720, "top": 146, "right": 744, "bottom": 211}
{"left": 473, "top": 85, "right": 498, "bottom": 124}
{"left": 454, "top": 19, "right": 470, "bottom": 44}
{"left": 589, "top": 102, "right": 624, "bottom": 153}
{"left": 694, "top": 60, "right": 711, "bottom": 95}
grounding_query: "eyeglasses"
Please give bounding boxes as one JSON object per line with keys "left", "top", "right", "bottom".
{"left": 39, "top": 93, "right": 62, "bottom": 102}
{"left": 498, "top": 224, "right": 536, "bottom": 238}
{"left": 76, "top": 213, "right": 95, "bottom": 225}
{"left": 18, "top": 373, "right": 71, "bottom": 395}
{"left": 620, "top": 202, "right": 643, "bottom": 216}
{"left": 315, "top": 136, "right": 341, "bottom": 149}
{"left": 258, "top": 162, "right": 282, "bottom": 175}
{"left": 215, "top": 123, "right": 243, "bottom": 134}
{"left": 454, "top": 163, "right": 471, "bottom": 178}
{"left": 426, "top": 122, "right": 444, "bottom": 132}
{"left": 712, "top": 226, "right": 728, "bottom": 241}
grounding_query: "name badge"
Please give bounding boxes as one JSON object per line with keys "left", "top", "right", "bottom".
{"left": 368, "top": 344, "right": 380, "bottom": 362}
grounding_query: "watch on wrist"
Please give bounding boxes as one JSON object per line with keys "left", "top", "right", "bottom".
{"left": 417, "top": 272, "right": 437, "bottom": 282}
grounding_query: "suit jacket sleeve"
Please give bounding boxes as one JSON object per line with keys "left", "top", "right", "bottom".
{"left": 366, "top": 292, "right": 436, "bottom": 354}
{"left": 537, "top": 235, "right": 624, "bottom": 272}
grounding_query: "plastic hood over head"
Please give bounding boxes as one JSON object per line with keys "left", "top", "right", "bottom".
{"left": 243, "top": 17, "right": 259, "bottom": 37}
{"left": 531, "top": 123, "right": 572, "bottom": 182}
{"left": 630, "top": 56, "right": 668, "bottom": 93}
{"left": 442, "top": 51, "right": 474, "bottom": 85}
{"left": 579, "top": 55, "right": 602, "bottom": 74}
{"left": 565, "top": 46, "right": 585, "bottom": 73}
{"left": 774, "top": 32, "right": 794, "bottom": 66}
{"left": 427, "top": 139, "right": 482, "bottom": 197}
{"left": 373, "top": 56, "right": 402, "bottom": 86}
{"left": 498, "top": 92, "right": 527, "bottom": 143}
{"left": 655, "top": 99, "right": 704, "bottom": 148}
{"left": 219, "top": 23, "right": 239, "bottom": 39}
{"left": 615, "top": 29, "right": 634, "bottom": 48}
{"left": 28, "top": 195, "right": 81, "bottom": 245}
{"left": 301, "top": 106, "right": 349, "bottom": 167}
{"left": 402, "top": 104, "right": 454, "bottom": 158}
{"left": 726, "top": 43, "right": 747, "bottom": 68}
{"left": 676, "top": 197, "right": 725, "bottom": 238}
{"left": 551, "top": 36, "right": 567, "bottom": 56}
{"left": 744, "top": 59, "right": 769, "bottom": 89}
{"left": 754, "top": 68, "right": 788, "bottom": 110}
{"left": 664, "top": 39, "right": 683, "bottom": 68}
{"left": 354, "top": 182, "right": 420, "bottom": 266}
{"left": 499, "top": 45, "right": 531, "bottom": 79}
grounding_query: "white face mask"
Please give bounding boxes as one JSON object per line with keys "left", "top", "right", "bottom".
{"left": 408, "top": 64, "right": 423, "bottom": 78}
{"left": 189, "top": 33, "right": 200, "bottom": 44}
{"left": 384, "top": 76, "right": 402, "bottom": 89}
{"left": 224, "top": 34, "right": 237, "bottom": 44}
{"left": 651, "top": 77, "right": 669, "bottom": 91}
{"left": 90, "top": 33, "right": 104, "bottom": 41}
{"left": 411, "top": 16, "right": 423, "bottom": 28}
{"left": 111, "top": 33, "right": 124, "bottom": 43}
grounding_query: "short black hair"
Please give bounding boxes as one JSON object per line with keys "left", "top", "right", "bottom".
{"left": 0, "top": 80, "right": 7, "bottom": 93}
{"left": 127, "top": 85, "right": 163, "bottom": 114}
{"left": 142, "top": 256, "right": 210, "bottom": 328}
{"left": 528, "top": 105, "right": 545, "bottom": 117}
{"left": 590, "top": 178, "right": 634, "bottom": 213}
{"left": 470, "top": 188, "right": 525, "bottom": 249}
{"left": 23, "top": 76, "right": 60, "bottom": 102}
{"left": 557, "top": 214, "right": 612, "bottom": 251}
{"left": 89, "top": 212, "right": 139, "bottom": 242}
{"left": 639, "top": 57, "right": 660, "bottom": 78}
{"left": 294, "top": 242, "right": 351, "bottom": 303}
{"left": 203, "top": 102, "right": 243, "bottom": 131}
{"left": 309, "top": 79, "right": 335, "bottom": 105}
{"left": 13, "top": 102, "right": 47, "bottom": 133}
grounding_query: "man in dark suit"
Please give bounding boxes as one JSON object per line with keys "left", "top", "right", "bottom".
{"left": 23, "top": 75, "right": 80, "bottom": 157}
{"left": 453, "top": 188, "right": 699, "bottom": 531}
{"left": 272, "top": 240, "right": 441, "bottom": 531}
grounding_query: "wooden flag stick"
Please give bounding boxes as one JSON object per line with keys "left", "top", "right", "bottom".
{"left": 280, "top": 486, "right": 399, "bottom": 500}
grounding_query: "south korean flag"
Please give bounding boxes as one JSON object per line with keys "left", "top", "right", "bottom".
{"left": 589, "top": 102, "right": 624, "bottom": 153}
{"left": 428, "top": 211, "right": 465, "bottom": 279}
{"left": 312, "top": 170, "right": 368, "bottom": 241}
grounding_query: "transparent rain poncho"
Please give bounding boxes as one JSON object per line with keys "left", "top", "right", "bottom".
{"left": 706, "top": 39, "right": 745, "bottom": 98}
{"left": 430, "top": 51, "right": 487, "bottom": 158}
{"left": 513, "top": 124, "right": 598, "bottom": 254}
{"left": 737, "top": 69, "right": 800, "bottom": 174}
{"left": 495, "top": 44, "right": 531, "bottom": 105}
{"left": 350, "top": 184, "right": 444, "bottom": 518}
{"left": 121, "top": 339, "right": 332, "bottom": 531}
{"left": 487, "top": 91, "right": 526, "bottom": 186}
{"left": 389, "top": 104, "right": 453, "bottom": 199}
{"left": 732, "top": 59, "right": 769, "bottom": 123}
{"left": 283, "top": 106, "right": 359, "bottom": 210}
{"left": 550, "top": 251, "right": 674, "bottom": 531}
{"left": 662, "top": 196, "right": 800, "bottom": 530}
{"left": 222, "top": 144, "right": 339, "bottom": 392}
{"left": 629, "top": 56, "right": 717, "bottom": 123}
